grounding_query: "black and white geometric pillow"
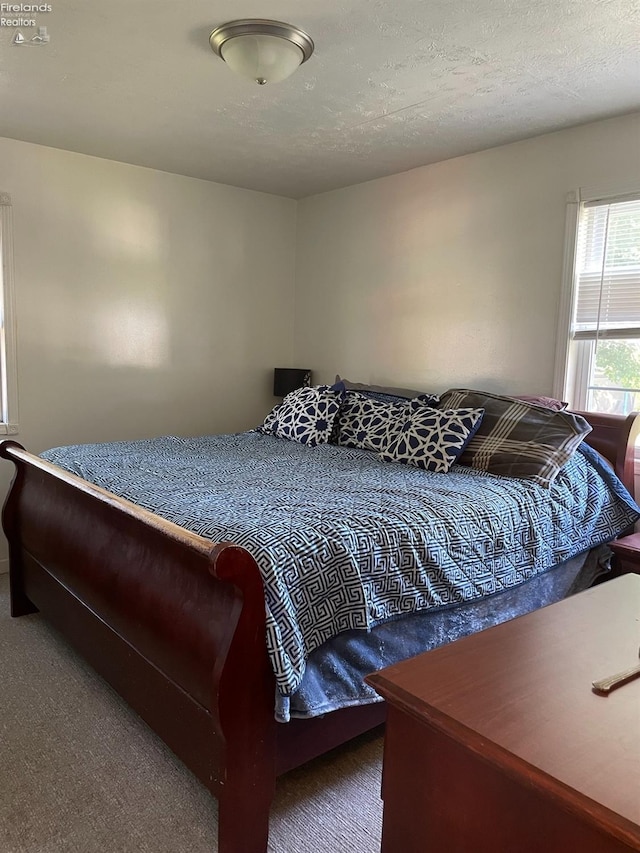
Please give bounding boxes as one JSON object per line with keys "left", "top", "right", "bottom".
{"left": 258, "top": 385, "right": 346, "bottom": 447}
{"left": 334, "top": 392, "right": 409, "bottom": 452}
{"left": 380, "top": 402, "right": 485, "bottom": 473}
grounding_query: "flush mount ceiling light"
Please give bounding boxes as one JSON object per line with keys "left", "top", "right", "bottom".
{"left": 209, "top": 19, "right": 314, "bottom": 85}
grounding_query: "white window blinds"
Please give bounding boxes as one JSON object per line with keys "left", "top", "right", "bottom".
{"left": 572, "top": 195, "right": 640, "bottom": 340}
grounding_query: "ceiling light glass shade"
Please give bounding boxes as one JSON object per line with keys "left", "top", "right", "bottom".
{"left": 221, "top": 35, "right": 303, "bottom": 85}
{"left": 210, "top": 20, "right": 314, "bottom": 85}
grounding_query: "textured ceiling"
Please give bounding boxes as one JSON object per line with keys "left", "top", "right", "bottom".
{"left": 0, "top": 0, "right": 638, "bottom": 198}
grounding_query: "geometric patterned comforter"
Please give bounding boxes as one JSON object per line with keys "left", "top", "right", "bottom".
{"left": 41, "top": 431, "right": 640, "bottom": 696}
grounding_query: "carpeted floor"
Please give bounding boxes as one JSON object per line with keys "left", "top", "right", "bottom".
{"left": 0, "top": 575, "right": 384, "bottom": 852}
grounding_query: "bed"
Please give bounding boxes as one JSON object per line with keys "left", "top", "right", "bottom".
{"left": 2, "top": 383, "right": 639, "bottom": 853}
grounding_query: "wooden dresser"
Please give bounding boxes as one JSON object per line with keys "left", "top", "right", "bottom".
{"left": 366, "top": 575, "right": 640, "bottom": 853}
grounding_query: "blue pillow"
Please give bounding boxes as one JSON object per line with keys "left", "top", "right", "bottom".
{"left": 258, "top": 384, "right": 346, "bottom": 447}
{"left": 380, "top": 403, "right": 485, "bottom": 472}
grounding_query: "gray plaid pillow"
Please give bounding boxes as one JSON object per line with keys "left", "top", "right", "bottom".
{"left": 438, "top": 389, "right": 592, "bottom": 487}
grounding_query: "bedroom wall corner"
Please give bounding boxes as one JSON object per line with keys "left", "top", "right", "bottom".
{"left": 292, "top": 112, "right": 640, "bottom": 398}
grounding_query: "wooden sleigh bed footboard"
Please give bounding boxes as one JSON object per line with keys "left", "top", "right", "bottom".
{"left": 0, "top": 440, "right": 385, "bottom": 853}
{"left": 1, "top": 409, "right": 638, "bottom": 853}
{"left": 1, "top": 443, "right": 280, "bottom": 851}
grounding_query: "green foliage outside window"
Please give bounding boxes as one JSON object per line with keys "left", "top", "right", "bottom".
{"left": 595, "top": 341, "right": 640, "bottom": 390}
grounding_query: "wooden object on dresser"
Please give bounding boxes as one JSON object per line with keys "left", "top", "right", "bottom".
{"left": 610, "top": 532, "right": 640, "bottom": 576}
{"left": 366, "top": 574, "right": 640, "bottom": 853}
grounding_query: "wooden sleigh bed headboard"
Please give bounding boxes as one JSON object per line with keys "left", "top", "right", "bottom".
{"left": 572, "top": 409, "right": 639, "bottom": 498}
{"left": 1, "top": 408, "right": 638, "bottom": 853}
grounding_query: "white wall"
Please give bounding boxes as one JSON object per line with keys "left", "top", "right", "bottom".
{"left": 0, "top": 136, "right": 297, "bottom": 567}
{"left": 294, "top": 113, "right": 640, "bottom": 398}
{"left": 2, "top": 113, "right": 639, "bottom": 570}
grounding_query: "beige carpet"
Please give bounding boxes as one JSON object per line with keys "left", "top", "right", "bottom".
{"left": 0, "top": 575, "right": 384, "bottom": 852}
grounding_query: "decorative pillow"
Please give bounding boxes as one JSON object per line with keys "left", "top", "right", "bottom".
{"left": 258, "top": 385, "right": 345, "bottom": 447}
{"left": 380, "top": 403, "right": 485, "bottom": 473}
{"left": 334, "top": 392, "right": 409, "bottom": 452}
{"left": 437, "top": 389, "right": 592, "bottom": 487}
{"left": 335, "top": 374, "right": 439, "bottom": 405}
{"left": 513, "top": 395, "right": 569, "bottom": 412}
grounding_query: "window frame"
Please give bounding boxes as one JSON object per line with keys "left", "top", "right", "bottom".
{"left": 0, "top": 192, "right": 19, "bottom": 435}
{"left": 554, "top": 180, "right": 640, "bottom": 413}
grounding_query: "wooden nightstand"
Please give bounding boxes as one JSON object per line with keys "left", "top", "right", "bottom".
{"left": 609, "top": 532, "right": 640, "bottom": 576}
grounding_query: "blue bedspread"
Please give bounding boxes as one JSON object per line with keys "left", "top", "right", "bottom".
{"left": 41, "top": 432, "right": 639, "bottom": 696}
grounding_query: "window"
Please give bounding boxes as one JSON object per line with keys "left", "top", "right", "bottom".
{"left": 558, "top": 187, "right": 640, "bottom": 415}
{"left": 0, "top": 193, "right": 18, "bottom": 434}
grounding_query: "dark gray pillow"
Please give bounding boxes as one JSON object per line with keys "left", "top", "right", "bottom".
{"left": 437, "top": 388, "right": 592, "bottom": 487}
{"left": 335, "top": 375, "right": 436, "bottom": 401}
